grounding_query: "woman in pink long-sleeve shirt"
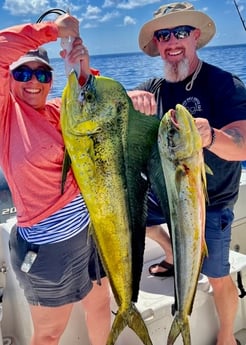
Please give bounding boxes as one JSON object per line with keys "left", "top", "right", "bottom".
{"left": 0, "top": 13, "right": 111, "bottom": 345}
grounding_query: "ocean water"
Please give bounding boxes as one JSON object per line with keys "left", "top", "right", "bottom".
{"left": 49, "top": 43, "right": 246, "bottom": 98}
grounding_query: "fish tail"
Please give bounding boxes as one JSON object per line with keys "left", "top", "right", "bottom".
{"left": 106, "top": 309, "right": 127, "bottom": 345}
{"left": 167, "top": 315, "right": 191, "bottom": 345}
{"left": 106, "top": 303, "right": 153, "bottom": 345}
{"left": 127, "top": 303, "right": 153, "bottom": 345}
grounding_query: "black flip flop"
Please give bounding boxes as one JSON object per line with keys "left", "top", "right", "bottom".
{"left": 149, "top": 260, "right": 174, "bottom": 277}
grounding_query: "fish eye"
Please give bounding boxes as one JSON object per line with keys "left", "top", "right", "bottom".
{"left": 168, "top": 128, "right": 177, "bottom": 136}
{"left": 85, "top": 92, "right": 94, "bottom": 102}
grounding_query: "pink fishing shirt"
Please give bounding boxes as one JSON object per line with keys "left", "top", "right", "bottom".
{"left": 0, "top": 22, "right": 80, "bottom": 226}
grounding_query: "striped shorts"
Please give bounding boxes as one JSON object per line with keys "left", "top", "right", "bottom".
{"left": 9, "top": 225, "right": 105, "bottom": 307}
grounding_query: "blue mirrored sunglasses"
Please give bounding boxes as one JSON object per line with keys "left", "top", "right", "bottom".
{"left": 12, "top": 66, "right": 52, "bottom": 83}
{"left": 154, "top": 25, "right": 196, "bottom": 42}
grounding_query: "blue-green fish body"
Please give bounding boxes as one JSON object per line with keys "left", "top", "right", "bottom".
{"left": 158, "top": 104, "right": 208, "bottom": 345}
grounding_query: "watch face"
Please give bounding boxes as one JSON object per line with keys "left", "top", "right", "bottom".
{"left": 0, "top": 169, "right": 16, "bottom": 223}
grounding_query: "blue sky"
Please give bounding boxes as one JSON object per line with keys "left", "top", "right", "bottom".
{"left": 0, "top": 0, "right": 246, "bottom": 57}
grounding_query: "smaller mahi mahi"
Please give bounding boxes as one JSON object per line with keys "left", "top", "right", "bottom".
{"left": 158, "top": 104, "right": 208, "bottom": 345}
{"left": 61, "top": 72, "right": 160, "bottom": 345}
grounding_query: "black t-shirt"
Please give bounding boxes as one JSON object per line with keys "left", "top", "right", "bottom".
{"left": 134, "top": 61, "right": 246, "bottom": 209}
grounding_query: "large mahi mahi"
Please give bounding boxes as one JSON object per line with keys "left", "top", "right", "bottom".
{"left": 157, "top": 104, "right": 208, "bottom": 345}
{"left": 60, "top": 72, "right": 160, "bottom": 345}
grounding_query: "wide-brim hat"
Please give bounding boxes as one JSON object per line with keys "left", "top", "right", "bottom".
{"left": 10, "top": 47, "right": 53, "bottom": 70}
{"left": 139, "top": 2, "right": 216, "bottom": 57}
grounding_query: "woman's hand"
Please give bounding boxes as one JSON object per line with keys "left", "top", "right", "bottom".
{"left": 55, "top": 14, "right": 80, "bottom": 38}
{"left": 60, "top": 37, "right": 90, "bottom": 82}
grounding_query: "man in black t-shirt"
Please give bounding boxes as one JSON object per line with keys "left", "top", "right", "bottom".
{"left": 128, "top": 2, "right": 246, "bottom": 345}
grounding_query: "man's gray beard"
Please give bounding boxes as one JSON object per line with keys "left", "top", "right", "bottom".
{"left": 164, "top": 58, "right": 190, "bottom": 82}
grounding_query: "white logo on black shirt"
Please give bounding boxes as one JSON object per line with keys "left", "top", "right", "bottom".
{"left": 182, "top": 97, "right": 202, "bottom": 115}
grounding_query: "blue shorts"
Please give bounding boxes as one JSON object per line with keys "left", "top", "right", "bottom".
{"left": 146, "top": 189, "right": 166, "bottom": 226}
{"left": 9, "top": 226, "right": 106, "bottom": 307}
{"left": 201, "top": 208, "right": 234, "bottom": 278}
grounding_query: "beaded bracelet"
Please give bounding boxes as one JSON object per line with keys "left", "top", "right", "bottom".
{"left": 206, "top": 127, "right": 216, "bottom": 149}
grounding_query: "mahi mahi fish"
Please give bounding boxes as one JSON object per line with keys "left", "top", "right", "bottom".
{"left": 60, "top": 72, "right": 160, "bottom": 345}
{"left": 157, "top": 104, "right": 208, "bottom": 345}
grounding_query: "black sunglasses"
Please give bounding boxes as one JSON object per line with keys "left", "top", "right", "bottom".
{"left": 154, "top": 25, "right": 196, "bottom": 42}
{"left": 12, "top": 66, "right": 52, "bottom": 83}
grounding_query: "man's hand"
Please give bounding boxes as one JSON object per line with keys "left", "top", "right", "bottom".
{"left": 194, "top": 117, "right": 213, "bottom": 148}
{"left": 128, "top": 90, "right": 157, "bottom": 115}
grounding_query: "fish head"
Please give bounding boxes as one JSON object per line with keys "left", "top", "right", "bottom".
{"left": 61, "top": 72, "right": 129, "bottom": 138}
{"left": 159, "top": 104, "right": 202, "bottom": 161}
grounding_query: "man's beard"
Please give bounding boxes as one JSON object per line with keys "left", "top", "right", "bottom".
{"left": 164, "top": 58, "right": 190, "bottom": 82}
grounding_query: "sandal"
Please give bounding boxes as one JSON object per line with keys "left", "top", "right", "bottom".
{"left": 149, "top": 260, "right": 174, "bottom": 277}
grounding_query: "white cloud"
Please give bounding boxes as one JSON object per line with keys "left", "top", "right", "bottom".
{"left": 3, "top": 0, "right": 50, "bottom": 15}
{"left": 102, "top": 0, "right": 115, "bottom": 8}
{"left": 54, "top": 0, "right": 81, "bottom": 13}
{"left": 123, "top": 15, "right": 136, "bottom": 25}
{"left": 3, "top": 0, "right": 81, "bottom": 16}
{"left": 102, "top": 0, "right": 161, "bottom": 10}
{"left": 99, "top": 10, "right": 120, "bottom": 22}
{"left": 85, "top": 5, "right": 101, "bottom": 19}
{"left": 117, "top": 0, "right": 161, "bottom": 10}
{"left": 238, "top": 4, "right": 245, "bottom": 12}
{"left": 82, "top": 22, "right": 98, "bottom": 29}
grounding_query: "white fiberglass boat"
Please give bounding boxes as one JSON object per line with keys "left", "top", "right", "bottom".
{"left": 0, "top": 169, "right": 246, "bottom": 345}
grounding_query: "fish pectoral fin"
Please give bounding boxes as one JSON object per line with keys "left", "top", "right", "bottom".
{"left": 175, "top": 165, "right": 186, "bottom": 193}
{"left": 205, "top": 163, "right": 213, "bottom": 175}
{"left": 61, "top": 149, "right": 72, "bottom": 194}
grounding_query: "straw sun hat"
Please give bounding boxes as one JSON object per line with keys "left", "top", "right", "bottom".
{"left": 139, "top": 2, "right": 216, "bottom": 57}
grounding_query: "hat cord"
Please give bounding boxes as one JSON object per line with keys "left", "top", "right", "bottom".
{"left": 185, "top": 59, "right": 203, "bottom": 91}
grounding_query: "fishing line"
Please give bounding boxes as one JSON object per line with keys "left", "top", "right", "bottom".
{"left": 36, "top": 8, "right": 67, "bottom": 23}
{"left": 36, "top": 8, "right": 81, "bottom": 77}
